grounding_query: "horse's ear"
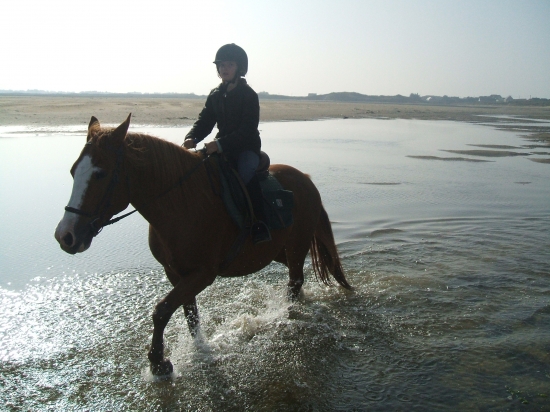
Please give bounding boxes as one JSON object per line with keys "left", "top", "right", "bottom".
{"left": 87, "top": 116, "right": 101, "bottom": 141}
{"left": 112, "top": 113, "right": 132, "bottom": 145}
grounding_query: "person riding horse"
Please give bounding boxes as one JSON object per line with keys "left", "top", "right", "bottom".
{"left": 55, "top": 45, "right": 351, "bottom": 377}
{"left": 183, "top": 44, "right": 271, "bottom": 244}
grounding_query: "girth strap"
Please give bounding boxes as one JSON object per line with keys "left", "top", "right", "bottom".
{"left": 220, "top": 225, "right": 250, "bottom": 271}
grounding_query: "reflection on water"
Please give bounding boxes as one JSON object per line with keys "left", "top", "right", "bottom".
{"left": 1, "top": 118, "right": 549, "bottom": 410}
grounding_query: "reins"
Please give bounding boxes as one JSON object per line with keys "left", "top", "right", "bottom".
{"left": 65, "top": 144, "right": 210, "bottom": 237}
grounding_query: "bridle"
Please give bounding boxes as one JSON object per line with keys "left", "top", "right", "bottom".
{"left": 64, "top": 142, "right": 209, "bottom": 237}
{"left": 64, "top": 142, "right": 136, "bottom": 237}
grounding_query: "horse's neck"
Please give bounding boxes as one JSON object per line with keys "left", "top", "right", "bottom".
{"left": 126, "top": 135, "right": 215, "bottom": 222}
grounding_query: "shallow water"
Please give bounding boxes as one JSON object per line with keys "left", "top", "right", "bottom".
{"left": 1, "top": 118, "right": 549, "bottom": 410}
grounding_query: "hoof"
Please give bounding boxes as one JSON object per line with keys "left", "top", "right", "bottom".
{"left": 150, "top": 359, "right": 173, "bottom": 377}
{"left": 189, "top": 326, "right": 199, "bottom": 339}
{"left": 287, "top": 286, "right": 302, "bottom": 302}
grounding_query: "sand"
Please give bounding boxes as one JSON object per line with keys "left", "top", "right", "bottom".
{"left": 2, "top": 95, "right": 550, "bottom": 151}
{"left": 2, "top": 95, "right": 550, "bottom": 128}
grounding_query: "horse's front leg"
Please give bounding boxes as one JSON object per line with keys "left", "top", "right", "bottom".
{"left": 163, "top": 266, "right": 200, "bottom": 337}
{"left": 148, "top": 300, "right": 175, "bottom": 376}
{"left": 183, "top": 297, "right": 199, "bottom": 337}
{"left": 148, "top": 272, "right": 215, "bottom": 376}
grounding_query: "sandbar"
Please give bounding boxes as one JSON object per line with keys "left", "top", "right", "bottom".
{"left": 1, "top": 95, "right": 550, "bottom": 128}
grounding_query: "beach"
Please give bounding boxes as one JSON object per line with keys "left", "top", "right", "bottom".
{"left": 2, "top": 95, "right": 550, "bottom": 129}
{"left": 2, "top": 100, "right": 550, "bottom": 409}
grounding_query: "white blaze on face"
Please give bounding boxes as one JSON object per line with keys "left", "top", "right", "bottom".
{"left": 57, "top": 154, "right": 101, "bottom": 232}
{"left": 68, "top": 154, "right": 101, "bottom": 209}
{"left": 54, "top": 147, "right": 109, "bottom": 253}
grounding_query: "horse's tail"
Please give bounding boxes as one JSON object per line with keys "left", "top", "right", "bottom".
{"left": 310, "top": 206, "right": 352, "bottom": 289}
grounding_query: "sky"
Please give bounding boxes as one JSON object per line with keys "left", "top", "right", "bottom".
{"left": 1, "top": 0, "right": 549, "bottom": 98}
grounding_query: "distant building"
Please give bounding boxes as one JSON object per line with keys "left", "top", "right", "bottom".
{"left": 479, "top": 95, "right": 504, "bottom": 103}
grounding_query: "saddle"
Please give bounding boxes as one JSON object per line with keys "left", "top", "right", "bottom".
{"left": 211, "top": 152, "right": 294, "bottom": 231}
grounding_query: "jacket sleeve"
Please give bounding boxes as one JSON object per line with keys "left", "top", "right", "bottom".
{"left": 216, "top": 88, "right": 260, "bottom": 155}
{"left": 185, "top": 93, "right": 217, "bottom": 143}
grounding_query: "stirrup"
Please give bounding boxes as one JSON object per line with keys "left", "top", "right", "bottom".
{"left": 252, "top": 221, "right": 271, "bottom": 244}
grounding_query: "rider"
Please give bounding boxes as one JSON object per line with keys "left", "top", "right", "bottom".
{"left": 183, "top": 43, "right": 271, "bottom": 244}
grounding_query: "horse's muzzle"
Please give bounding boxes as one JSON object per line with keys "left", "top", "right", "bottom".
{"left": 54, "top": 216, "right": 94, "bottom": 254}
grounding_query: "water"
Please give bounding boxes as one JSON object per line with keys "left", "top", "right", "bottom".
{"left": 1, "top": 118, "right": 549, "bottom": 410}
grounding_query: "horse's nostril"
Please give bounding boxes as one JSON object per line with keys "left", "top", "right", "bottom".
{"left": 62, "top": 232, "right": 74, "bottom": 246}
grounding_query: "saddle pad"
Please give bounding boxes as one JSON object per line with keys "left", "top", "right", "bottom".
{"left": 259, "top": 175, "right": 294, "bottom": 230}
{"left": 215, "top": 156, "right": 293, "bottom": 231}
{"left": 218, "top": 167, "right": 248, "bottom": 229}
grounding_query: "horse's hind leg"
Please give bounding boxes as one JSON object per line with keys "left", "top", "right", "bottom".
{"left": 279, "top": 248, "right": 307, "bottom": 300}
{"left": 288, "top": 266, "right": 305, "bottom": 300}
{"left": 275, "top": 250, "right": 300, "bottom": 299}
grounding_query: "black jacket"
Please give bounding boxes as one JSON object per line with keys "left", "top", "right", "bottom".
{"left": 185, "top": 79, "right": 261, "bottom": 159}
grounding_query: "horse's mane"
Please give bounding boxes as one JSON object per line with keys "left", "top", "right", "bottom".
{"left": 125, "top": 132, "right": 197, "bottom": 175}
{"left": 95, "top": 129, "right": 209, "bottom": 210}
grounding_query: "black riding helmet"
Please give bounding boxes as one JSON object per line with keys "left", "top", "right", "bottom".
{"left": 213, "top": 44, "right": 248, "bottom": 77}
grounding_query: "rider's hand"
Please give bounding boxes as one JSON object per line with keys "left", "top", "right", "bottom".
{"left": 205, "top": 141, "right": 219, "bottom": 155}
{"left": 183, "top": 138, "right": 196, "bottom": 149}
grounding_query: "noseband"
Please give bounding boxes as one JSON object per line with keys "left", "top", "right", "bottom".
{"left": 64, "top": 143, "right": 136, "bottom": 237}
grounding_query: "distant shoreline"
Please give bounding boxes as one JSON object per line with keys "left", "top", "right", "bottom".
{"left": 2, "top": 95, "right": 550, "bottom": 128}
{"left": 2, "top": 90, "right": 549, "bottom": 105}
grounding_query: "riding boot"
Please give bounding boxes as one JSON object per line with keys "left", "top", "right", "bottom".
{"left": 246, "top": 175, "right": 272, "bottom": 244}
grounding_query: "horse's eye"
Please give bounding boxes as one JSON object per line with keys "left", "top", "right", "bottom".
{"left": 94, "top": 170, "right": 107, "bottom": 180}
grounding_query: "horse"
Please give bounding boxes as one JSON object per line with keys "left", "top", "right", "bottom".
{"left": 54, "top": 114, "right": 351, "bottom": 376}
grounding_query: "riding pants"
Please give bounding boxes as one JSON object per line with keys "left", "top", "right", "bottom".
{"left": 237, "top": 151, "right": 267, "bottom": 222}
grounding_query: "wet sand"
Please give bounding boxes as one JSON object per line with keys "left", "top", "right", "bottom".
{"left": 407, "top": 155, "right": 492, "bottom": 162}
{"left": 443, "top": 149, "right": 531, "bottom": 157}
{"left": 1, "top": 95, "right": 550, "bottom": 128}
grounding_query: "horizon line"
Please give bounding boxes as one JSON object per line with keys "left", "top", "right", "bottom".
{"left": 1, "top": 89, "right": 548, "bottom": 101}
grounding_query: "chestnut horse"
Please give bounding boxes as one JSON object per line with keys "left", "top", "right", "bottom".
{"left": 54, "top": 114, "right": 350, "bottom": 376}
